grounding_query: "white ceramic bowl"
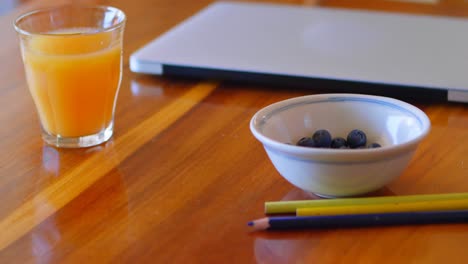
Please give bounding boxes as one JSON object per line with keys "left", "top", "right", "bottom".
{"left": 250, "top": 93, "right": 431, "bottom": 198}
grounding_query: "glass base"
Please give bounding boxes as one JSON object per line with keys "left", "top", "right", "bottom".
{"left": 41, "top": 122, "right": 113, "bottom": 148}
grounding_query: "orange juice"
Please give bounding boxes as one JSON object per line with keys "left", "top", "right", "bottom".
{"left": 21, "top": 28, "right": 122, "bottom": 138}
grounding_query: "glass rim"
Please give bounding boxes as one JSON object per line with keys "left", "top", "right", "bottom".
{"left": 13, "top": 5, "right": 126, "bottom": 37}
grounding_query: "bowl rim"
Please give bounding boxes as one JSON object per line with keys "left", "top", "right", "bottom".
{"left": 250, "top": 93, "right": 431, "bottom": 162}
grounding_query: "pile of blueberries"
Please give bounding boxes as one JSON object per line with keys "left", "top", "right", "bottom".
{"left": 296, "top": 129, "right": 381, "bottom": 149}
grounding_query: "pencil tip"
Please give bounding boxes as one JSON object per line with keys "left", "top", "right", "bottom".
{"left": 247, "top": 221, "right": 254, "bottom": 226}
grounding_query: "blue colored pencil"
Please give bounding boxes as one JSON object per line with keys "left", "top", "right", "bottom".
{"left": 248, "top": 210, "right": 468, "bottom": 231}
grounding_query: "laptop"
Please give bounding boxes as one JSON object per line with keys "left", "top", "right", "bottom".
{"left": 130, "top": 1, "right": 468, "bottom": 103}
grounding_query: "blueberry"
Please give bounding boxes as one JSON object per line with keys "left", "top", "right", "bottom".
{"left": 347, "top": 129, "right": 367, "bottom": 148}
{"left": 312, "top": 129, "right": 332, "bottom": 148}
{"left": 331, "top": 137, "right": 347, "bottom": 149}
{"left": 368, "top": 143, "right": 381, "bottom": 148}
{"left": 297, "top": 137, "right": 316, "bottom": 147}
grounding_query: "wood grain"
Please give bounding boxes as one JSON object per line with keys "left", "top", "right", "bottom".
{"left": 0, "top": 81, "right": 217, "bottom": 251}
{"left": 1, "top": 0, "right": 468, "bottom": 263}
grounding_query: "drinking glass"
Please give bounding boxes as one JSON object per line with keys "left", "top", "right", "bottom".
{"left": 14, "top": 5, "right": 126, "bottom": 148}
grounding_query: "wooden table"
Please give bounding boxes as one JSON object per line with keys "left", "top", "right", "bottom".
{"left": 1, "top": 0, "right": 468, "bottom": 262}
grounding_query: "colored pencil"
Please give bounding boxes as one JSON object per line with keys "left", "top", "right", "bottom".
{"left": 265, "top": 192, "right": 468, "bottom": 214}
{"left": 296, "top": 198, "right": 468, "bottom": 216}
{"left": 248, "top": 210, "right": 468, "bottom": 231}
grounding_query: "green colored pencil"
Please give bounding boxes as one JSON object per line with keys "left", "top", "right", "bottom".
{"left": 265, "top": 192, "right": 468, "bottom": 214}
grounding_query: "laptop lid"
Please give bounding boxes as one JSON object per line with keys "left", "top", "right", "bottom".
{"left": 130, "top": 1, "right": 468, "bottom": 103}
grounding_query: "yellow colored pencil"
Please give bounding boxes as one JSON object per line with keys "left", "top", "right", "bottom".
{"left": 265, "top": 192, "right": 468, "bottom": 214}
{"left": 296, "top": 198, "right": 468, "bottom": 216}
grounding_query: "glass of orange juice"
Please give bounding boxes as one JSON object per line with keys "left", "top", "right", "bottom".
{"left": 14, "top": 5, "right": 126, "bottom": 148}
